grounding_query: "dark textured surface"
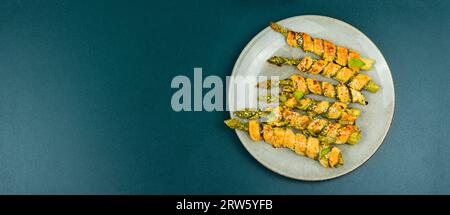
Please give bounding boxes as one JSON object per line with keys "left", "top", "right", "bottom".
{"left": 0, "top": 0, "right": 449, "bottom": 194}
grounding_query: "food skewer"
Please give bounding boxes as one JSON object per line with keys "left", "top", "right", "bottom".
{"left": 267, "top": 56, "right": 380, "bottom": 93}
{"left": 233, "top": 106, "right": 361, "bottom": 145}
{"left": 257, "top": 74, "right": 368, "bottom": 105}
{"left": 269, "top": 22, "right": 375, "bottom": 71}
{"left": 224, "top": 118, "right": 344, "bottom": 168}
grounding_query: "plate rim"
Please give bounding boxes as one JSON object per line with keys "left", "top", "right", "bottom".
{"left": 228, "top": 15, "right": 395, "bottom": 181}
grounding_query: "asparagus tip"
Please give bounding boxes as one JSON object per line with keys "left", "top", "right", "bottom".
{"left": 269, "top": 21, "right": 278, "bottom": 29}
{"left": 365, "top": 81, "right": 381, "bottom": 93}
{"left": 224, "top": 118, "right": 238, "bottom": 127}
{"left": 269, "top": 22, "right": 288, "bottom": 36}
{"left": 224, "top": 118, "right": 247, "bottom": 131}
{"left": 266, "top": 56, "right": 284, "bottom": 66}
{"left": 347, "top": 131, "right": 362, "bottom": 145}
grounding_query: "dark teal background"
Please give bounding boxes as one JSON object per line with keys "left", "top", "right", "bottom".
{"left": 0, "top": 0, "right": 449, "bottom": 194}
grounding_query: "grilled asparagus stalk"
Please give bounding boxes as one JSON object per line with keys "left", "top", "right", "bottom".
{"left": 269, "top": 22, "right": 375, "bottom": 71}
{"left": 224, "top": 118, "right": 344, "bottom": 168}
{"left": 268, "top": 56, "right": 380, "bottom": 93}
{"left": 257, "top": 74, "right": 368, "bottom": 105}
{"left": 233, "top": 106, "right": 361, "bottom": 145}
{"left": 260, "top": 93, "right": 361, "bottom": 125}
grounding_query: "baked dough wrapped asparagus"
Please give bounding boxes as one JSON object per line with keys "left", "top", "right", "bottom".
{"left": 269, "top": 22, "right": 375, "bottom": 71}
{"left": 233, "top": 106, "right": 361, "bottom": 145}
{"left": 261, "top": 93, "right": 361, "bottom": 125}
{"left": 258, "top": 74, "right": 368, "bottom": 105}
{"left": 224, "top": 118, "right": 344, "bottom": 168}
{"left": 267, "top": 56, "right": 380, "bottom": 93}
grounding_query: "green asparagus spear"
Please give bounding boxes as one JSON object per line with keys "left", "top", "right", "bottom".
{"left": 233, "top": 106, "right": 361, "bottom": 145}
{"left": 258, "top": 94, "right": 361, "bottom": 125}
{"left": 233, "top": 109, "right": 269, "bottom": 120}
{"left": 268, "top": 56, "right": 380, "bottom": 93}
{"left": 269, "top": 22, "right": 289, "bottom": 37}
{"left": 224, "top": 118, "right": 344, "bottom": 168}
{"left": 269, "top": 22, "right": 375, "bottom": 71}
{"left": 224, "top": 118, "right": 248, "bottom": 131}
{"left": 258, "top": 74, "right": 368, "bottom": 105}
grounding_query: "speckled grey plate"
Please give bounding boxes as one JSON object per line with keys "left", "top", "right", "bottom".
{"left": 227, "top": 15, "right": 394, "bottom": 181}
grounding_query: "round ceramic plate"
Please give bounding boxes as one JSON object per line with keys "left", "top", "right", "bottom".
{"left": 227, "top": 15, "right": 395, "bottom": 181}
